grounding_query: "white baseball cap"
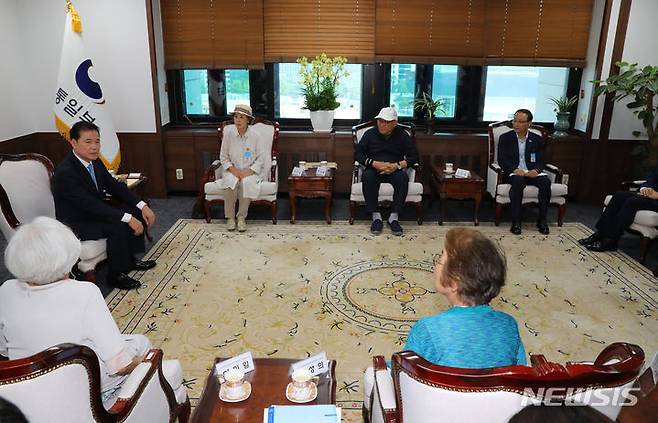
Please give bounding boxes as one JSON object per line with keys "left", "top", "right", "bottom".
{"left": 374, "top": 107, "right": 398, "bottom": 121}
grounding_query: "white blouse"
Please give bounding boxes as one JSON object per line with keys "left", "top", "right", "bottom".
{"left": 0, "top": 279, "right": 135, "bottom": 390}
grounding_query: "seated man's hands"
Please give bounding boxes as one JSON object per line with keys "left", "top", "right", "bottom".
{"left": 640, "top": 187, "right": 658, "bottom": 199}
{"left": 141, "top": 205, "right": 156, "bottom": 227}
{"left": 128, "top": 216, "right": 144, "bottom": 236}
{"left": 513, "top": 168, "right": 527, "bottom": 177}
{"left": 526, "top": 169, "right": 539, "bottom": 178}
{"left": 373, "top": 161, "right": 398, "bottom": 175}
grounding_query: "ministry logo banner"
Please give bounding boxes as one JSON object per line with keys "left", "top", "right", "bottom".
{"left": 54, "top": 0, "right": 121, "bottom": 171}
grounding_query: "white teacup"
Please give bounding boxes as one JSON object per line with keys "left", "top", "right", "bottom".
{"left": 445, "top": 163, "right": 454, "bottom": 173}
{"left": 299, "top": 161, "right": 307, "bottom": 170}
{"left": 291, "top": 369, "right": 317, "bottom": 399}
{"left": 222, "top": 369, "right": 246, "bottom": 399}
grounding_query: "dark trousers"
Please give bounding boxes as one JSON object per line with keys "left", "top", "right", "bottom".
{"left": 362, "top": 168, "right": 409, "bottom": 214}
{"left": 596, "top": 190, "right": 658, "bottom": 240}
{"left": 506, "top": 174, "right": 551, "bottom": 221}
{"left": 68, "top": 205, "right": 145, "bottom": 275}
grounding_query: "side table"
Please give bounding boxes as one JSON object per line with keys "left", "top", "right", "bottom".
{"left": 190, "top": 358, "right": 337, "bottom": 423}
{"left": 288, "top": 169, "right": 335, "bottom": 224}
{"left": 431, "top": 164, "right": 484, "bottom": 226}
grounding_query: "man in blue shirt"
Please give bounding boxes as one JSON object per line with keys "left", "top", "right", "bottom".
{"left": 497, "top": 109, "right": 551, "bottom": 235}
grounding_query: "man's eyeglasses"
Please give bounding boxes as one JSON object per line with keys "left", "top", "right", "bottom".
{"left": 513, "top": 119, "right": 529, "bottom": 124}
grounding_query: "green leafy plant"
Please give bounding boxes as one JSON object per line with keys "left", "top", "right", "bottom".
{"left": 548, "top": 95, "right": 578, "bottom": 113}
{"left": 297, "top": 53, "right": 349, "bottom": 111}
{"left": 412, "top": 92, "right": 448, "bottom": 119}
{"left": 593, "top": 61, "right": 658, "bottom": 166}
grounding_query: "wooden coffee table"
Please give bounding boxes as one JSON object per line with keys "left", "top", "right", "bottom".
{"left": 288, "top": 169, "right": 335, "bottom": 224}
{"left": 431, "top": 164, "right": 484, "bottom": 226}
{"left": 190, "top": 358, "right": 337, "bottom": 423}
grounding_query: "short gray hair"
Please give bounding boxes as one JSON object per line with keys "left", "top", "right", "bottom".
{"left": 4, "top": 216, "right": 81, "bottom": 285}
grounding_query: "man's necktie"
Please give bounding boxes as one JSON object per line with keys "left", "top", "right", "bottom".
{"left": 87, "top": 163, "right": 98, "bottom": 189}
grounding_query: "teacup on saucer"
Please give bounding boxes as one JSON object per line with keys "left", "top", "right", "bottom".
{"left": 286, "top": 381, "right": 318, "bottom": 403}
{"left": 219, "top": 380, "right": 251, "bottom": 402}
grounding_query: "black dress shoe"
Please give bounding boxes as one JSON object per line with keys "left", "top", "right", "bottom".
{"left": 370, "top": 219, "right": 383, "bottom": 235}
{"left": 132, "top": 259, "right": 157, "bottom": 271}
{"left": 510, "top": 222, "right": 522, "bottom": 235}
{"left": 586, "top": 238, "right": 618, "bottom": 252}
{"left": 109, "top": 273, "right": 142, "bottom": 290}
{"left": 536, "top": 220, "right": 550, "bottom": 235}
{"left": 578, "top": 232, "right": 602, "bottom": 245}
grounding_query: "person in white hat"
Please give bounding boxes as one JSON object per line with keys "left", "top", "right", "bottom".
{"left": 354, "top": 106, "right": 419, "bottom": 236}
{"left": 218, "top": 104, "right": 264, "bottom": 232}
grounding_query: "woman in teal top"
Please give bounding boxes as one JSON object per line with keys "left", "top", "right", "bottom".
{"left": 404, "top": 227, "right": 526, "bottom": 367}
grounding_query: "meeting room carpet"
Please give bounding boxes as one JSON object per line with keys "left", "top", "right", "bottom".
{"left": 108, "top": 220, "right": 658, "bottom": 420}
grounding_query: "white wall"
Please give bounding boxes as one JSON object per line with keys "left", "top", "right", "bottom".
{"left": 608, "top": 0, "right": 658, "bottom": 140}
{"left": 152, "top": 0, "right": 170, "bottom": 125}
{"left": 0, "top": 0, "right": 156, "bottom": 142}
{"left": 575, "top": 0, "right": 606, "bottom": 132}
{"left": 0, "top": 0, "right": 35, "bottom": 140}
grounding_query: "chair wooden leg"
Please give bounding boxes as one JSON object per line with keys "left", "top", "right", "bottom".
{"left": 349, "top": 201, "right": 356, "bottom": 224}
{"left": 416, "top": 202, "right": 423, "bottom": 225}
{"left": 640, "top": 237, "right": 651, "bottom": 263}
{"left": 271, "top": 200, "right": 278, "bottom": 224}
{"left": 176, "top": 397, "right": 191, "bottom": 423}
{"left": 203, "top": 200, "right": 211, "bottom": 223}
{"left": 557, "top": 204, "right": 566, "bottom": 227}
{"left": 495, "top": 203, "right": 503, "bottom": 226}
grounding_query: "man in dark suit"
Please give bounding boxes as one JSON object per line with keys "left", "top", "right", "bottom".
{"left": 53, "top": 121, "right": 157, "bottom": 290}
{"left": 497, "top": 109, "right": 551, "bottom": 235}
{"left": 579, "top": 171, "right": 658, "bottom": 251}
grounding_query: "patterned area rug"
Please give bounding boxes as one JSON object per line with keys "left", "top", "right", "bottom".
{"left": 108, "top": 220, "right": 658, "bottom": 421}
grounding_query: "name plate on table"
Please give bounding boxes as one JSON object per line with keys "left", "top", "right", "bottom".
{"left": 291, "top": 352, "right": 329, "bottom": 375}
{"left": 215, "top": 351, "right": 255, "bottom": 377}
{"left": 315, "top": 166, "right": 328, "bottom": 177}
{"left": 455, "top": 168, "right": 471, "bottom": 178}
{"left": 291, "top": 166, "right": 304, "bottom": 177}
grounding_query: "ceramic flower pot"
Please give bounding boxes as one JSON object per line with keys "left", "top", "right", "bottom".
{"left": 553, "top": 112, "right": 571, "bottom": 137}
{"left": 309, "top": 110, "right": 335, "bottom": 133}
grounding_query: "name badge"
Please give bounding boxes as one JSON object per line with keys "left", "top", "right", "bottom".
{"left": 530, "top": 153, "right": 536, "bottom": 162}
{"left": 291, "top": 352, "right": 329, "bottom": 375}
{"left": 244, "top": 149, "right": 253, "bottom": 159}
{"left": 215, "top": 351, "right": 255, "bottom": 376}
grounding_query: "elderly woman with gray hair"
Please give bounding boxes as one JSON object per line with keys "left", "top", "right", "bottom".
{"left": 0, "top": 216, "right": 183, "bottom": 408}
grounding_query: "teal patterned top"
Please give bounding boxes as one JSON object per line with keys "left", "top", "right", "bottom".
{"left": 404, "top": 305, "right": 527, "bottom": 368}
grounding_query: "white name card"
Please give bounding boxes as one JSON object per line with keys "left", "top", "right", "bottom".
{"left": 291, "top": 166, "right": 304, "bottom": 177}
{"left": 291, "top": 352, "right": 329, "bottom": 375}
{"left": 455, "top": 168, "right": 471, "bottom": 178}
{"left": 128, "top": 172, "right": 142, "bottom": 178}
{"left": 315, "top": 166, "right": 328, "bottom": 177}
{"left": 215, "top": 351, "right": 255, "bottom": 376}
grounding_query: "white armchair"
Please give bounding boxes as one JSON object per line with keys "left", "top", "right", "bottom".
{"left": 365, "top": 343, "right": 645, "bottom": 423}
{"left": 349, "top": 121, "right": 423, "bottom": 224}
{"left": 200, "top": 119, "right": 280, "bottom": 223}
{"left": 0, "top": 153, "right": 107, "bottom": 282}
{"left": 0, "top": 343, "right": 190, "bottom": 423}
{"left": 603, "top": 180, "right": 658, "bottom": 264}
{"left": 487, "top": 121, "right": 568, "bottom": 226}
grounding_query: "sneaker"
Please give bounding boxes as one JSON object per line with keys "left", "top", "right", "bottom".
{"left": 226, "top": 218, "right": 236, "bottom": 231}
{"left": 388, "top": 220, "right": 403, "bottom": 236}
{"left": 370, "top": 219, "right": 383, "bottom": 235}
{"left": 237, "top": 218, "right": 247, "bottom": 232}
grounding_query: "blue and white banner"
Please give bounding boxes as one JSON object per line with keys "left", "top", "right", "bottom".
{"left": 54, "top": 0, "right": 121, "bottom": 170}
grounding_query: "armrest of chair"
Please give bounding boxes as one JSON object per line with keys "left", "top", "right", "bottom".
{"left": 411, "top": 163, "right": 421, "bottom": 182}
{"left": 109, "top": 349, "right": 164, "bottom": 416}
{"left": 271, "top": 156, "right": 278, "bottom": 183}
{"left": 372, "top": 356, "right": 398, "bottom": 423}
{"left": 201, "top": 160, "right": 222, "bottom": 186}
{"left": 545, "top": 163, "right": 563, "bottom": 183}
{"left": 352, "top": 161, "right": 361, "bottom": 184}
{"left": 621, "top": 180, "right": 646, "bottom": 191}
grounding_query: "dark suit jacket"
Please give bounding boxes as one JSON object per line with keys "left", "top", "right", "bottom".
{"left": 497, "top": 130, "right": 545, "bottom": 177}
{"left": 53, "top": 152, "right": 139, "bottom": 236}
{"left": 641, "top": 170, "right": 658, "bottom": 190}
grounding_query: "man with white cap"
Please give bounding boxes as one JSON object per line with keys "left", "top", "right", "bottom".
{"left": 219, "top": 104, "right": 264, "bottom": 232}
{"left": 354, "top": 107, "right": 419, "bottom": 235}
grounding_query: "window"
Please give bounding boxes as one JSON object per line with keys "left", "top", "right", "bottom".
{"left": 389, "top": 64, "right": 416, "bottom": 117}
{"left": 483, "top": 66, "right": 569, "bottom": 122}
{"left": 432, "top": 65, "right": 458, "bottom": 118}
{"left": 183, "top": 70, "right": 209, "bottom": 115}
{"left": 276, "top": 63, "right": 363, "bottom": 120}
{"left": 225, "top": 69, "right": 251, "bottom": 113}
{"left": 182, "top": 69, "right": 250, "bottom": 117}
